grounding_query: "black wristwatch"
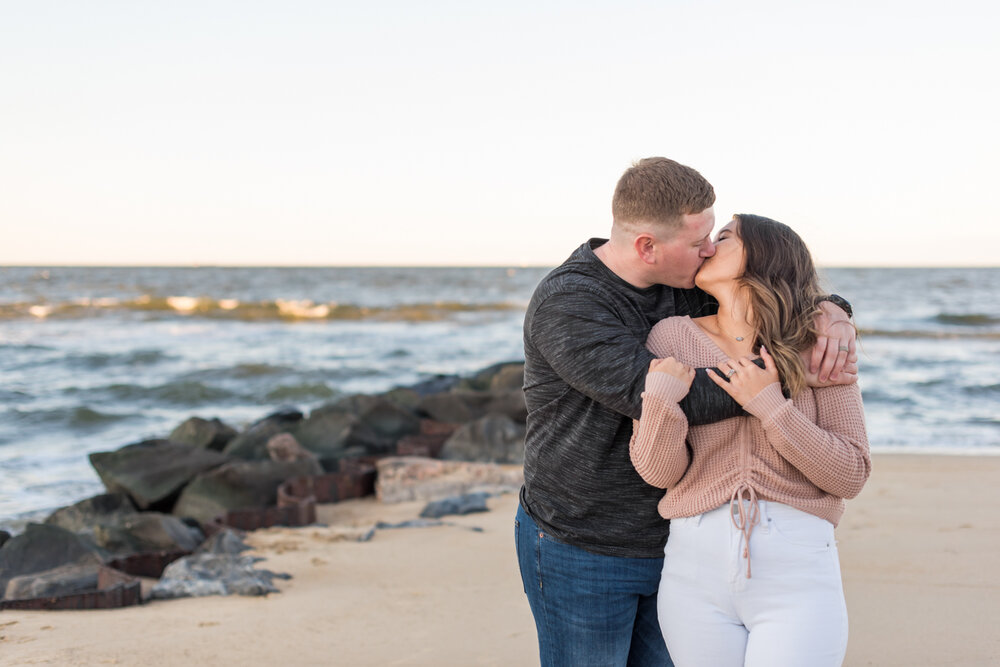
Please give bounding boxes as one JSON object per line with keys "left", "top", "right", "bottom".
{"left": 818, "top": 294, "right": 853, "bottom": 319}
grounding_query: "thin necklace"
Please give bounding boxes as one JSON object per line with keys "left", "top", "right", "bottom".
{"left": 717, "top": 319, "right": 752, "bottom": 342}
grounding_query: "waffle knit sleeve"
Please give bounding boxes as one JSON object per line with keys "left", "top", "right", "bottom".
{"left": 743, "top": 382, "right": 871, "bottom": 498}
{"left": 629, "top": 372, "right": 692, "bottom": 489}
{"left": 628, "top": 319, "right": 693, "bottom": 489}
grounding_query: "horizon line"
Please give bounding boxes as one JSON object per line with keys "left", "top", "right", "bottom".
{"left": 2, "top": 262, "right": 999, "bottom": 270}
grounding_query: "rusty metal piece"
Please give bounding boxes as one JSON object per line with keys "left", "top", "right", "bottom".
{"left": 105, "top": 550, "right": 190, "bottom": 579}
{"left": 278, "top": 468, "right": 376, "bottom": 506}
{"left": 198, "top": 457, "right": 377, "bottom": 533}
{"left": 396, "top": 434, "right": 448, "bottom": 458}
{"left": 337, "top": 456, "right": 379, "bottom": 477}
{"left": 276, "top": 481, "right": 316, "bottom": 507}
{"left": 336, "top": 459, "right": 377, "bottom": 496}
{"left": 220, "top": 500, "right": 317, "bottom": 532}
{"left": 0, "top": 566, "right": 141, "bottom": 611}
{"left": 419, "top": 419, "right": 458, "bottom": 437}
{"left": 207, "top": 466, "right": 379, "bottom": 532}
{"left": 396, "top": 420, "right": 456, "bottom": 458}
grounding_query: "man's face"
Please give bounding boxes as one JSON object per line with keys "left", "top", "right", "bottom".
{"left": 651, "top": 207, "right": 717, "bottom": 288}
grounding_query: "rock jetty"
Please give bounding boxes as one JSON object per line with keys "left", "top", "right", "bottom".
{"left": 0, "top": 361, "right": 527, "bottom": 610}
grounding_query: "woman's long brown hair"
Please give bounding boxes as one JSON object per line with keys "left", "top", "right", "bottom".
{"left": 734, "top": 214, "right": 824, "bottom": 396}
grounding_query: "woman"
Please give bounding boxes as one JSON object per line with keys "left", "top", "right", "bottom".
{"left": 630, "top": 214, "right": 871, "bottom": 666}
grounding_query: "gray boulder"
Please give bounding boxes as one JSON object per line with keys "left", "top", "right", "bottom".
{"left": 379, "top": 387, "right": 422, "bottom": 411}
{"left": 89, "top": 439, "right": 230, "bottom": 510}
{"left": 4, "top": 561, "right": 103, "bottom": 600}
{"left": 45, "top": 493, "right": 137, "bottom": 533}
{"left": 290, "top": 402, "right": 356, "bottom": 458}
{"left": 172, "top": 458, "right": 323, "bottom": 525}
{"left": 169, "top": 417, "right": 238, "bottom": 451}
{"left": 223, "top": 409, "right": 304, "bottom": 460}
{"left": 45, "top": 494, "right": 201, "bottom": 558}
{"left": 149, "top": 553, "right": 290, "bottom": 599}
{"left": 401, "top": 374, "right": 462, "bottom": 396}
{"left": 195, "top": 529, "right": 251, "bottom": 556}
{"left": 483, "top": 389, "right": 528, "bottom": 423}
{"left": 0, "top": 523, "right": 102, "bottom": 597}
{"left": 342, "top": 394, "right": 421, "bottom": 454}
{"left": 416, "top": 391, "right": 482, "bottom": 423}
{"left": 266, "top": 432, "right": 318, "bottom": 462}
{"left": 454, "top": 361, "right": 524, "bottom": 391}
{"left": 439, "top": 415, "right": 526, "bottom": 463}
{"left": 293, "top": 394, "right": 421, "bottom": 459}
{"left": 417, "top": 388, "right": 526, "bottom": 425}
{"left": 90, "top": 512, "right": 204, "bottom": 556}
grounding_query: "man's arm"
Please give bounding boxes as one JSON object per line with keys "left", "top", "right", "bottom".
{"left": 678, "top": 369, "right": 749, "bottom": 426}
{"left": 806, "top": 299, "right": 859, "bottom": 385}
{"left": 529, "top": 291, "right": 744, "bottom": 423}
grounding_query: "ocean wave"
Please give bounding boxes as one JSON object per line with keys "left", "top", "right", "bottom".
{"left": 967, "top": 417, "right": 1000, "bottom": 427}
{"left": 61, "top": 348, "right": 172, "bottom": 370}
{"left": 6, "top": 406, "right": 136, "bottom": 429}
{"left": 962, "top": 383, "right": 1000, "bottom": 395}
{"left": 859, "top": 328, "right": 1000, "bottom": 340}
{"left": 182, "top": 363, "right": 295, "bottom": 381}
{"left": 859, "top": 388, "right": 917, "bottom": 406}
{"left": 265, "top": 382, "right": 338, "bottom": 402}
{"left": 0, "top": 389, "right": 33, "bottom": 403}
{"left": 933, "top": 313, "right": 1000, "bottom": 326}
{"left": 0, "top": 342, "right": 54, "bottom": 351}
{"left": 0, "top": 296, "right": 521, "bottom": 322}
{"left": 96, "top": 381, "right": 243, "bottom": 406}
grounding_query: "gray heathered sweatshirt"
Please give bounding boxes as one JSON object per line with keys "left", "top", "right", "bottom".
{"left": 520, "top": 239, "right": 744, "bottom": 558}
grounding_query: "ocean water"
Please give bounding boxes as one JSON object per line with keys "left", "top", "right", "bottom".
{"left": 1, "top": 265, "right": 998, "bottom": 531}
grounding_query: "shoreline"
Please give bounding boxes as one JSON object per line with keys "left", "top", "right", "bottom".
{"left": 3, "top": 447, "right": 998, "bottom": 535}
{"left": 2, "top": 453, "right": 999, "bottom": 666}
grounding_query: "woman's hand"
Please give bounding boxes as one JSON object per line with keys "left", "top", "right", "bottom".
{"left": 647, "top": 357, "right": 695, "bottom": 391}
{"left": 706, "top": 346, "right": 780, "bottom": 406}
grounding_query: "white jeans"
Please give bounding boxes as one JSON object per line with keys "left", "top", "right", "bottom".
{"left": 658, "top": 500, "right": 848, "bottom": 667}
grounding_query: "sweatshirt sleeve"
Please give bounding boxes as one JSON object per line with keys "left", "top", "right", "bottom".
{"left": 529, "top": 290, "right": 746, "bottom": 423}
{"left": 629, "top": 371, "right": 692, "bottom": 489}
{"left": 742, "top": 382, "right": 871, "bottom": 498}
{"left": 528, "top": 290, "right": 658, "bottom": 420}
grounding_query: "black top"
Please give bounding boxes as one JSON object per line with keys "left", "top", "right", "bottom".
{"left": 520, "top": 239, "right": 745, "bottom": 557}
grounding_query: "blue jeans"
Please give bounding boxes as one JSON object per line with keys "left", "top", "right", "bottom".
{"left": 515, "top": 504, "right": 673, "bottom": 667}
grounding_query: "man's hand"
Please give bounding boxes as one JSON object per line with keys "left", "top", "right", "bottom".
{"left": 706, "top": 347, "right": 780, "bottom": 406}
{"left": 809, "top": 301, "right": 858, "bottom": 383}
{"left": 647, "top": 357, "right": 695, "bottom": 392}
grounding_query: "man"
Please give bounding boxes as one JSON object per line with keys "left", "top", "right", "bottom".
{"left": 516, "top": 157, "right": 856, "bottom": 666}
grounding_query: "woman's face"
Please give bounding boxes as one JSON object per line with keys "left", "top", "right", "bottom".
{"left": 694, "top": 218, "right": 745, "bottom": 292}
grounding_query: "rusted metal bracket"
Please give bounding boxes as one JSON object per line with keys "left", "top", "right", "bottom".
{"left": 207, "top": 458, "right": 378, "bottom": 532}
{"left": 0, "top": 567, "right": 141, "bottom": 611}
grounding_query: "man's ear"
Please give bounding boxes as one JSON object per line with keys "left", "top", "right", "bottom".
{"left": 634, "top": 233, "right": 657, "bottom": 265}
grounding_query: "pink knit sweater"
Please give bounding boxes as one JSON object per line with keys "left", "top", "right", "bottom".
{"left": 630, "top": 316, "right": 871, "bottom": 529}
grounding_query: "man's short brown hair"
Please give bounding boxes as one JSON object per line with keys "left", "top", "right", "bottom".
{"left": 612, "top": 157, "right": 715, "bottom": 232}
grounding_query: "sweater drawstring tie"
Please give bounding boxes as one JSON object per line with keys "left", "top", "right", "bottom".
{"left": 730, "top": 484, "right": 760, "bottom": 579}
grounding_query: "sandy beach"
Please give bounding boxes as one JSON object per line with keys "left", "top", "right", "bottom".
{"left": 2, "top": 453, "right": 999, "bottom": 666}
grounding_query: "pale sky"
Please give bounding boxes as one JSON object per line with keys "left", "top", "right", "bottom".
{"left": 2, "top": 1, "right": 997, "bottom": 267}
